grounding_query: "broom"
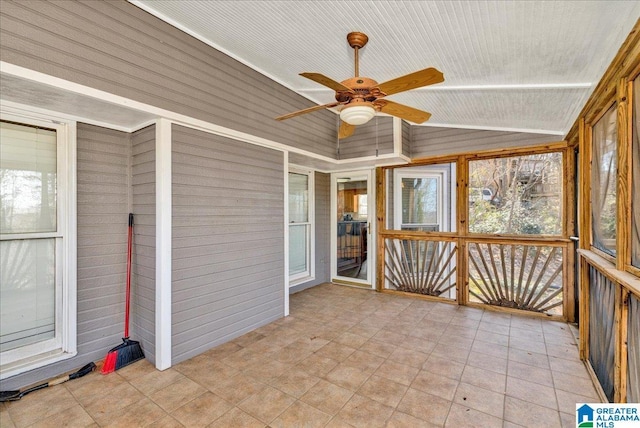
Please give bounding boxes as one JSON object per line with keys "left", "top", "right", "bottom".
{"left": 102, "top": 213, "right": 144, "bottom": 374}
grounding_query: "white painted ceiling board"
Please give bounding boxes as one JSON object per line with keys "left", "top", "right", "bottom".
{"left": 131, "top": 0, "right": 639, "bottom": 135}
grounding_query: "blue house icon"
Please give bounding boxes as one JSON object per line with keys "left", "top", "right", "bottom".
{"left": 577, "top": 404, "right": 594, "bottom": 425}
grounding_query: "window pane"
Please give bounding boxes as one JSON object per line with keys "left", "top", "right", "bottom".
{"left": 289, "top": 224, "right": 308, "bottom": 275}
{"left": 469, "top": 153, "right": 562, "bottom": 235}
{"left": 632, "top": 76, "right": 640, "bottom": 268}
{"left": 289, "top": 173, "right": 308, "bottom": 223}
{"left": 401, "top": 177, "right": 438, "bottom": 225}
{"left": 591, "top": 105, "right": 617, "bottom": 256}
{"left": 0, "top": 121, "right": 57, "bottom": 234}
{"left": 0, "top": 238, "right": 55, "bottom": 351}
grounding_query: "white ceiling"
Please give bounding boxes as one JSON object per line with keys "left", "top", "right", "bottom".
{"left": 131, "top": 0, "right": 639, "bottom": 136}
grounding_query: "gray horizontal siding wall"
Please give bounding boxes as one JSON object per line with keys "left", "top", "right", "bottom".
{"left": 0, "top": 0, "right": 336, "bottom": 158}
{"left": 339, "top": 116, "right": 394, "bottom": 159}
{"left": 131, "top": 125, "right": 156, "bottom": 363}
{"left": 411, "top": 126, "right": 560, "bottom": 158}
{"left": 2, "top": 124, "right": 131, "bottom": 389}
{"left": 291, "top": 171, "right": 331, "bottom": 293}
{"left": 171, "top": 125, "right": 284, "bottom": 364}
{"left": 402, "top": 120, "right": 411, "bottom": 158}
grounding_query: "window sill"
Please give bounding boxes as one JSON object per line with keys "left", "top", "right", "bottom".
{"left": 0, "top": 348, "right": 77, "bottom": 380}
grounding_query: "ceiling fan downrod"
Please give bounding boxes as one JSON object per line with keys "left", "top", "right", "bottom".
{"left": 347, "top": 32, "right": 368, "bottom": 77}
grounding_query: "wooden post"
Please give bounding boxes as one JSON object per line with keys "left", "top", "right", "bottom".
{"left": 579, "top": 255, "right": 590, "bottom": 361}
{"left": 376, "top": 167, "right": 385, "bottom": 292}
{"left": 617, "top": 77, "right": 630, "bottom": 272}
{"left": 457, "top": 155, "right": 469, "bottom": 305}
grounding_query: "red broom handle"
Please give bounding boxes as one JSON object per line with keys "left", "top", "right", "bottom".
{"left": 124, "top": 213, "right": 133, "bottom": 338}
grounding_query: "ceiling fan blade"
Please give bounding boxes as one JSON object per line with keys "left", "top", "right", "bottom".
{"left": 299, "top": 73, "right": 354, "bottom": 93}
{"left": 375, "top": 67, "right": 444, "bottom": 96}
{"left": 338, "top": 121, "right": 355, "bottom": 139}
{"left": 275, "top": 102, "right": 341, "bottom": 121}
{"left": 375, "top": 99, "right": 432, "bottom": 124}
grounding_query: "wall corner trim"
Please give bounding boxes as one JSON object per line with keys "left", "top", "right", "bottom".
{"left": 155, "top": 118, "right": 172, "bottom": 370}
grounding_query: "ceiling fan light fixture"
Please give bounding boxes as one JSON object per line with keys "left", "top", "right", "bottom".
{"left": 340, "top": 104, "right": 376, "bottom": 125}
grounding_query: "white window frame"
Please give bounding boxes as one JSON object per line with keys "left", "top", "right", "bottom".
{"left": 288, "top": 167, "right": 315, "bottom": 286}
{"left": 0, "top": 107, "right": 77, "bottom": 379}
{"left": 394, "top": 168, "right": 449, "bottom": 232}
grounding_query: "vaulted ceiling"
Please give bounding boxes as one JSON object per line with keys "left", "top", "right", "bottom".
{"left": 130, "top": 1, "right": 639, "bottom": 137}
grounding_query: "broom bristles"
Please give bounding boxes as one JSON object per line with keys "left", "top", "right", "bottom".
{"left": 101, "top": 338, "right": 144, "bottom": 374}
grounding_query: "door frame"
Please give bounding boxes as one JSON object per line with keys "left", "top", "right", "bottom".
{"left": 330, "top": 168, "right": 375, "bottom": 288}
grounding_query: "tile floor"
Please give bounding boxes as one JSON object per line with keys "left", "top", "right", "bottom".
{"left": 0, "top": 283, "right": 602, "bottom": 427}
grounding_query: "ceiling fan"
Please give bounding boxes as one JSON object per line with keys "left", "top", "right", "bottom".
{"left": 275, "top": 32, "right": 444, "bottom": 139}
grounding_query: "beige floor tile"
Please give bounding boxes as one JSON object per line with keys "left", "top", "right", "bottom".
{"left": 460, "top": 365, "right": 507, "bottom": 394}
{"left": 299, "top": 379, "right": 354, "bottom": 415}
{"left": 398, "top": 336, "right": 437, "bottom": 354}
{"left": 422, "top": 354, "right": 466, "bottom": 380}
{"left": 504, "top": 396, "right": 561, "bottom": 428}
{"left": 549, "top": 356, "right": 591, "bottom": 378}
{"left": 336, "top": 394, "right": 394, "bottom": 428}
{"left": 27, "top": 403, "right": 94, "bottom": 428}
{"left": 242, "top": 357, "right": 290, "bottom": 383}
{"left": 551, "top": 370, "right": 600, "bottom": 398}
{"left": 170, "top": 391, "right": 233, "bottom": 427}
{"left": 341, "top": 350, "right": 385, "bottom": 373}
{"left": 5, "top": 385, "right": 78, "bottom": 427}
{"left": 294, "top": 354, "right": 339, "bottom": 377}
{"left": 431, "top": 342, "right": 471, "bottom": 363}
{"left": 149, "top": 377, "right": 207, "bottom": 413}
{"left": 237, "top": 386, "right": 295, "bottom": 424}
{"left": 103, "top": 397, "right": 167, "bottom": 427}
{"left": 546, "top": 342, "right": 580, "bottom": 360}
{"left": 207, "top": 407, "right": 265, "bottom": 428}
{"left": 201, "top": 340, "right": 242, "bottom": 359}
{"left": 357, "top": 339, "right": 397, "bottom": 358}
{"left": 0, "top": 404, "right": 16, "bottom": 428}
{"left": 348, "top": 323, "right": 382, "bottom": 339}
{"left": 372, "top": 329, "right": 407, "bottom": 346}
{"left": 82, "top": 383, "right": 147, "bottom": 426}
{"left": 445, "top": 403, "right": 503, "bottom": 428}
{"left": 116, "top": 359, "right": 158, "bottom": 382}
{"left": 555, "top": 389, "right": 603, "bottom": 416}
{"left": 356, "top": 375, "right": 408, "bottom": 408}
{"left": 467, "top": 350, "right": 508, "bottom": 374}
{"left": 129, "top": 368, "right": 185, "bottom": 396}
{"left": 560, "top": 411, "right": 576, "bottom": 428}
{"left": 453, "top": 382, "right": 505, "bottom": 418}
{"left": 473, "top": 332, "right": 510, "bottom": 351}
{"left": 314, "top": 342, "right": 357, "bottom": 362}
{"left": 507, "top": 360, "right": 554, "bottom": 387}
{"left": 508, "top": 348, "right": 550, "bottom": 369}
{"left": 411, "top": 370, "right": 459, "bottom": 401}
{"left": 325, "top": 363, "right": 371, "bottom": 391}
{"left": 270, "top": 400, "right": 332, "bottom": 428}
{"left": 269, "top": 368, "right": 321, "bottom": 398}
{"left": 208, "top": 373, "right": 265, "bottom": 405}
{"left": 396, "top": 388, "right": 452, "bottom": 426}
{"left": 509, "top": 326, "right": 545, "bottom": 343}
{"left": 374, "top": 360, "right": 420, "bottom": 386}
{"left": 385, "top": 411, "right": 441, "bottom": 427}
{"left": 506, "top": 376, "right": 558, "bottom": 410}
{"left": 388, "top": 347, "right": 430, "bottom": 369}
{"left": 478, "top": 322, "right": 510, "bottom": 336}
{"left": 509, "top": 337, "right": 547, "bottom": 354}
{"left": 333, "top": 331, "right": 370, "bottom": 348}
{"left": 66, "top": 372, "right": 127, "bottom": 404}
{"left": 324, "top": 416, "right": 357, "bottom": 427}
{"left": 219, "top": 347, "right": 263, "bottom": 371}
